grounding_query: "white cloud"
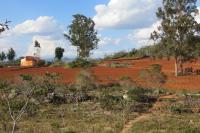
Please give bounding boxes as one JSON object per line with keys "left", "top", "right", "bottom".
{"left": 12, "top": 16, "right": 62, "bottom": 35}
{"left": 99, "top": 35, "right": 121, "bottom": 46}
{"left": 0, "top": 16, "right": 72, "bottom": 58}
{"left": 127, "top": 7, "right": 200, "bottom": 48}
{"left": 127, "top": 21, "right": 160, "bottom": 48}
{"left": 195, "top": 7, "right": 200, "bottom": 23}
{"left": 93, "top": 0, "right": 161, "bottom": 29}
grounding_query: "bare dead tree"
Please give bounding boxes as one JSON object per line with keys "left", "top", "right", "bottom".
{"left": 0, "top": 77, "right": 35, "bottom": 133}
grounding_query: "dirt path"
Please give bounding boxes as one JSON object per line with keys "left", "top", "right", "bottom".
{"left": 121, "top": 113, "right": 151, "bottom": 133}
{"left": 120, "top": 95, "right": 173, "bottom": 133}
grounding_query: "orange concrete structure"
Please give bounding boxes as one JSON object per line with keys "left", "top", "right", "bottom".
{"left": 20, "top": 56, "right": 40, "bottom": 67}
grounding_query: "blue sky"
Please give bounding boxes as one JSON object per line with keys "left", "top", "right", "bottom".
{"left": 0, "top": 0, "right": 200, "bottom": 59}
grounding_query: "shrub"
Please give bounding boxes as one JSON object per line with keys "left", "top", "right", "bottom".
{"left": 36, "top": 60, "right": 46, "bottom": 67}
{"left": 107, "top": 62, "right": 130, "bottom": 68}
{"left": 20, "top": 74, "right": 32, "bottom": 81}
{"left": 119, "top": 75, "right": 136, "bottom": 91}
{"left": 170, "top": 104, "right": 193, "bottom": 114}
{"left": 26, "top": 102, "right": 38, "bottom": 116}
{"left": 3, "top": 100, "right": 38, "bottom": 116}
{"left": 50, "top": 60, "right": 65, "bottom": 67}
{"left": 65, "top": 131, "right": 77, "bottom": 133}
{"left": 49, "top": 93, "right": 67, "bottom": 105}
{"left": 104, "top": 51, "right": 128, "bottom": 59}
{"left": 184, "top": 127, "right": 200, "bottom": 133}
{"left": 51, "top": 121, "right": 60, "bottom": 129}
{"left": 0, "top": 59, "right": 20, "bottom": 67}
{"left": 139, "top": 64, "right": 167, "bottom": 88}
{"left": 100, "top": 94, "right": 125, "bottom": 111}
{"left": 68, "top": 58, "right": 96, "bottom": 68}
{"left": 127, "top": 87, "right": 147, "bottom": 102}
{"left": 76, "top": 70, "right": 96, "bottom": 93}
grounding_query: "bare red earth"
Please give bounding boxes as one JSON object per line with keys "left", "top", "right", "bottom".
{"left": 1, "top": 58, "right": 200, "bottom": 90}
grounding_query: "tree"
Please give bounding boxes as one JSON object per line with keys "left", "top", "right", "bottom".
{"left": 33, "top": 40, "right": 41, "bottom": 58}
{"left": 151, "top": 0, "right": 200, "bottom": 76}
{"left": 7, "top": 48, "right": 16, "bottom": 61}
{"left": 34, "top": 40, "right": 40, "bottom": 48}
{"left": 0, "top": 20, "right": 10, "bottom": 34}
{"left": 0, "top": 51, "right": 6, "bottom": 62}
{"left": 64, "top": 14, "right": 99, "bottom": 59}
{"left": 55, "top": 47, "right": 65, "bottom": 60}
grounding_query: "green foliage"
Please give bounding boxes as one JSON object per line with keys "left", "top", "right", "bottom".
{"left": 55, "top": 47, "right": 65, "bottom": 60}
{"left": 107, "top": 62, "right": 131, "bottom": 68}
{"left": 151, "top": 0, "right": 200, "bottom": 75}
{"left": 50, "top": 60, "right": 65, "bottom": 67}
{"left": 127, "top": 87, "right": 148, "bottom": 102}
{"left": 7, "top": 48, "right": 16, "bottom": 61}
{"left": 64, "top": 14, "right": 99, "bottom": 59}
{"left": 37, "top": 60, "right": 46, "bottom": 67}
{"left": 104, "top": 51, "right": 129, "bottom": 59}
{"left": 0, "top": 58, "right": 20, "bottom": 67}
{"left": 185, "top": 127, "right": 200, "bottom": 133}
{"left": 1, "top": 100, "right": 38, "bottom": 117}
{"left": 104, "top": 46, "right": 152, "bottom": 60}
{"left": 0, "top": 51, "right": 6, "bottom": 61}
{"left": 68, "top": 58, "right": 96, "bottom": 68}
{"left": 170, "top": 104, "right": 193, "bottom": 114}
{"left": 51, "top": 121, "right": 60, "bottom": 129}
{"left": 100, "top": 94, "right": 125, "bottom": 111}
{"left": 20, "top": 74, "right": 32, "bottom": 81}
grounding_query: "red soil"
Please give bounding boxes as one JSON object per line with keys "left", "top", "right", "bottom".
{"left": 1, "top": 58, "right": 200, "bottom": 90}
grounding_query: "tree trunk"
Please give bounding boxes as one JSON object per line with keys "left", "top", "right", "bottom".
{"left": 12, "top": 121, "right": 16, "bottom": 133}
{"left": 180, "top": 60, "right": 183, "bottom": 75}
{"left": 175, "top": 58, "right": 178, "bottom": 76}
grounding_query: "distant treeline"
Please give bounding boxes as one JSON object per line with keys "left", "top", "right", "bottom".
{"left": 104, "top": 43, "right": 200, "bottom": 61}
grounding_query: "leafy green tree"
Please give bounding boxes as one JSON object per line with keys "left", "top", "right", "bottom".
{"left": 7, "top": 48, "right": 16, "bottom": 61}
{"left": 151, "top": 0, "right": 200, "bottom": 76}
{"left": 0, "top": 51, "right": 6, "bottom": 62}
{"left": 64, "top": 14, "right": 99, "bottom": 59}
{"left": 55, "top": 47, "right": 65, "bottom": 60}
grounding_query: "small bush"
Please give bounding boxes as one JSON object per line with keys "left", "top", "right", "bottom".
{"left": 104, "top": 51, "right": 128, "bottom": 59}
{"left": 68, "top": 58, "right": 96, "bottom": 68}
{"left": 49, "top": 93, "right": 67, "bottom": 105}
{"left": 50, "top": 60, "right": 65, "bottom": 67}
{"left": 76, "top": 70, "right": 96, "bottom": 93}
{"left": 170, "top": 104, "right": 193, "bottom": 114}
{"left": 107, "top": 62, "right": 130, "bottom": 68}
{"left": 119, "top": 75, "right": 136, "bottom": 91}
{"left": 36, "top": 60, "right": 46, "bottom": 67}
{"left": 51, "top": 121, "right": 60, "bottom": 129}
{"left": 127, "top": 87, "right": 148, "bottom": 102}
{"left": 100, "top": 94, "right": 125, "bottom": 111}
{"left": 139, "top": 64, "right": 167, "bottom": 88}
{"left": 5, "top": 100, "right": 38, "bottom": 116}
{"left": 26, "top": 102, "right": 38, "bottom": 116}
{"left": 184, "top": 127, "right": 200, "bottom": 133}
{"left": 20, "top": 74, "right": 32, "bottom": 81}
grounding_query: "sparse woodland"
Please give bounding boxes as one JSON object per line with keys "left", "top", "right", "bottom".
{"left": 1, "top": 0, "right": 200, "bottom": 133}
